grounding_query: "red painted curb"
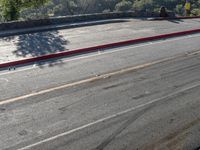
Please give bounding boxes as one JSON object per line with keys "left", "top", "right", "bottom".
{"left": 0, "top": 28, "right": 200, "bottom": 69}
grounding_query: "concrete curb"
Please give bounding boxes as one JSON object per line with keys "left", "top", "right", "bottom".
{"left": 0, "top": 28, "right": 200, "bottom": 69}
{"left": 148, "top": 16, "right": 200, "bottom": 21}
{"left": 0, "top": 19, "right": 128, "bottom": 37}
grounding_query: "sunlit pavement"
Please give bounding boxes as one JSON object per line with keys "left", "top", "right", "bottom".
{"left": 0, "top": 31, "right": 200, "bottom": 149}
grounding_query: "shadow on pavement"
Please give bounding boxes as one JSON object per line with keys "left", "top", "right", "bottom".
{"left": 0, "top": 19, "right": 130, "bottom": 69}
{"left": 3, "top": 31, "right": 69, "bottom": 68}
{"left": 145, "top": 17, "right": 185, "bottom": 24}
{"left": 166, "top": 19, "right": 184, "bottom": 24}
{"left": 0, "top": 19, "right": 130, "bottom": 38}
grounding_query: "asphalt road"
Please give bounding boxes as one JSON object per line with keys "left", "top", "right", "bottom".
{"left": 0, "top": 34, "right": 200, "bottom": 150}
{"left": 0, "top": 18, "right": 200, "bottom": 63}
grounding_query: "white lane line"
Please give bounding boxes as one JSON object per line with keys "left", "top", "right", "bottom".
{"left": 17, "top": 82, "right": 200, "bottom": 150}
{"left": 3, "top": 49, "right": 200, "bottom": 105}
{"left": 0, "top": 55, "right": 177, "bottom": 105}
{"left": 5, "top": 48, "right": 200, "bottom": 106}
{"left": 1, "top": 33, "right": 200, "bottom": 76}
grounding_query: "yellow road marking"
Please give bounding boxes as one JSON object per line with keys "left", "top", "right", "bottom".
{"left": 0, "top": 51, "right": 199, "bottom": 106}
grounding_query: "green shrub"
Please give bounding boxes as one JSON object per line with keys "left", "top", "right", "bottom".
{"left": 115, "top": 0, "right": 132, "bottom": 11}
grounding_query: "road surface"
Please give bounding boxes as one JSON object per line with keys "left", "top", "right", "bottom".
{"left": 0, "top": 18, "right": 199, "bottom": 63}
{"left": 0, "top": 33, "right": 200, "bottom": 150}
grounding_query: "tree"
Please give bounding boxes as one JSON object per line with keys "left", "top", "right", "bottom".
{"left": 133, "top": 0, "right": 154, "bottom": 13}
{"left": 99, "top": 0, "right": 120, "bottom": 12}
{"left": 0, "top": 0, "right": 49, "bottom": 21}
{"left": 1, "top": 0, "right": 199, "bottom": 21}
{"left": 115, "top": 0, "right": 132, "bottom": 11}
{"left": 133, "top": 0, "right": 179, "bottom": 16}
{"left": 0, "top": 0, "right": 19, "bottom": 21}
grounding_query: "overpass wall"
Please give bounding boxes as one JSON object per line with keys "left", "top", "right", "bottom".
{"left": 0, "top": 12, "right": 138, "bottom": 31}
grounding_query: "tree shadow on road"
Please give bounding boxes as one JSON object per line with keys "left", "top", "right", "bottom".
{"left": 166, "top": 18, "right": 184, "bottom": 24}
{"left": 15, "top": 31, "right": 68, "bottom": 57}
{"left": 3, "top": 30, "right": 69, "bottom": 68}
{"left": 16, "top": 31, "right": 69, "bottom": 67}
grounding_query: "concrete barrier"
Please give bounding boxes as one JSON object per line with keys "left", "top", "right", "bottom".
{"left": 0, "top": 28, "right": 199, "bottom": 69}
{"left": 0, "top": 11, "right": 199, "bottom": 33}
{"left": 0, "top": 12, "right": 137, "bottom": 31}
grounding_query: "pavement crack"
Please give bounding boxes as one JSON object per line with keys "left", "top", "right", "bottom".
{"left": 102, "top": 82, "right": 127, "bottom": 90}
{"left": 93, "top": 106, "right": 152, "bottom": 150}
{"left": 143, "top": 118, "right": 200, "bottom": 150}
